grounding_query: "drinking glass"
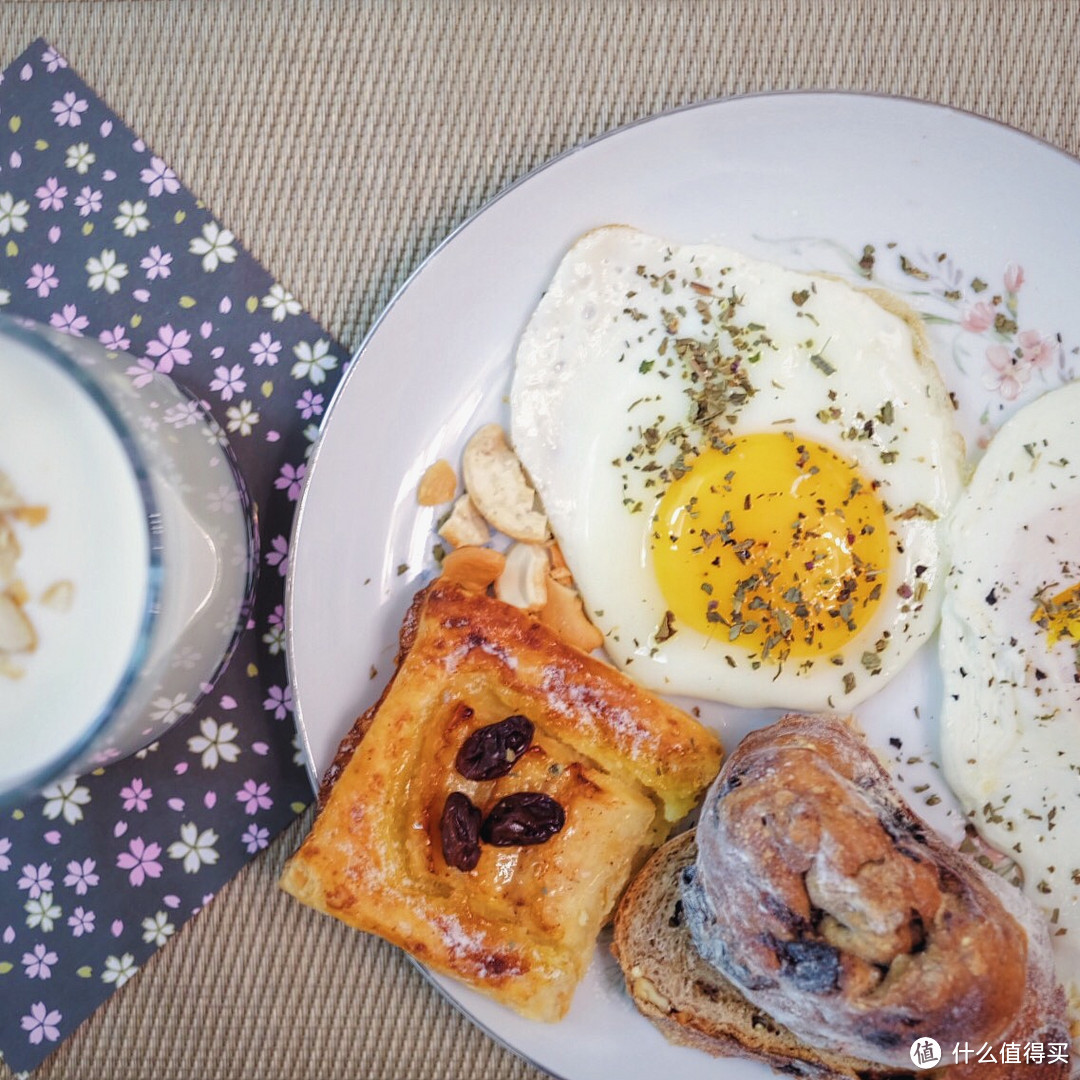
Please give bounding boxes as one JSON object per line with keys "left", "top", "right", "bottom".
{"left": 0, "top": 314, "right": 256, "bottom": 800}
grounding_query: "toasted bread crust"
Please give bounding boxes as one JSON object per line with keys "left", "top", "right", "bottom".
{"left": 283, "top": 581, "right": 722, "bottom": 1022}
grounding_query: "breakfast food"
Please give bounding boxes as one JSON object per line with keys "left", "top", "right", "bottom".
{"left": 939, "top": 379, "right": 1080, "bottom": 1031}
{"left": 614, "top": 713, "right": 1070, "bottom": 1076}
{"left": 279, "top": 579, "right": 723, "bottom": 1021}
{"left": 510, "top": 226, "right": 965, "bottom": 710}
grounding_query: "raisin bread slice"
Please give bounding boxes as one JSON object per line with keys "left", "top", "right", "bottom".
{"left": 612, "top": 831, "right": 911, "bottom": 1079}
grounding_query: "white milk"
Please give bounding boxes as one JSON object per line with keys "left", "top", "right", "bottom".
{"left": 0, "top": 319, "right": 254, "bottom": 797}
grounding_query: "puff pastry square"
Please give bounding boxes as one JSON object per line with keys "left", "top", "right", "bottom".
{"left": 279, "top": 580, "right": 723, "bottom": 1021}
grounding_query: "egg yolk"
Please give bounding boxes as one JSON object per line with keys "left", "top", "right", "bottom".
{"left": 650, "top": 432, "right": 889, "bottom": 660}
{"left": 1032, "top": 582, "right": 1080, "bottom": 647}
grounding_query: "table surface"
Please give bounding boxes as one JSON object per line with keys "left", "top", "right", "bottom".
{"left": 2, "top": 2, "right": 1078, "bottom": 1077}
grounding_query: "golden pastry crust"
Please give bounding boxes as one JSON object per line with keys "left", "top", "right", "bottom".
{"left": 683, "top": 713, "right": 1069, "bottom": 1072}
{"left": 281, "top": 581, "right": 723, "bottom": 1022}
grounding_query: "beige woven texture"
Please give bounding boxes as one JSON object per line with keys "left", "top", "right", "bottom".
{"left": 0, "top": 1, "right": 1077, "bottom": 1077}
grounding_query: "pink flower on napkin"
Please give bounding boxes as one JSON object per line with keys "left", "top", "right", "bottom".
{"left": 115, "top": 838, "right": 163, "bottom": 888}
{"left": 139, "top": 156, "right": 179, "bottom": 198}
{"left": 25, "top": 262, "right": 58, "bottom": 298}
{"left": 48, "top": 303, "right": 88, "bottom": 336}
{"left": 20, "top": 1002, "right": 61, "bottom": 1045}
{"left": 50, "top": 90, "right": 87, "bottom": 127}
{"left": 235, "top": 781, "right": 273, "bottom": 815}
{"left": 34, "top": 177, "right": 66, "bottom": 211}
{"left": 145, "top": 323, "right": 192, "bottom": 372}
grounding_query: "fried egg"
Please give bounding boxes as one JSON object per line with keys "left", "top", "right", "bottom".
{"left": 510, "top": 226, "right": 965, "bottom": 709}
{"left": 939, "top": 378, "right": 1080, "bottom": 1018}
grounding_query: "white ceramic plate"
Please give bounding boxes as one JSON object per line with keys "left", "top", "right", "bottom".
{"left": 286, "top": 93, "right": 1080, "bottom": 1080}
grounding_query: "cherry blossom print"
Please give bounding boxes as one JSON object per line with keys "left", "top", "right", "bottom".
{"left": 113, "top": 198, "right": 149, "bottom": 237}
{"left": 145, "top": 323, "right": 193, "bottom": 372}
{"left": 241, "top": 824, "right": 270, "bottom": 853}
{"left": 25, "top": 262, "right": 58, "bottom": 298}
{"left": 20, "top": 1002, "right": 61, "bottom": 1045}
{"left": 140, "top": 156, "right": 179, "bottom": 197}
{"left": 985, "top": 342, "right": 1033, "bottom": 400}
{"left": 291, "top": 338, "right": 338, "bottom": 384}
{"left": 50, "top": 91, "right": 87, "bottom": 127}
{"left": 66, "top": 906, "right": 95, "bottom": 937}
{"left": 22, "top": 943, "right": 58, "bottom": 979}
{"left": 73, "top": 185, "right": 102, "bottom": 215}
{"left": 274, "top": 461, "right": 306, "bottom": 501}
{"left": 24, "top": 894, "right": 61, "bottom": 932}
{"left": 235, "top": 780, "right": 273, "bottom": 815}
{"left": 163, "top": 400, "right": 203, "bottom": 428}
{"left": 41, "top": 45, "right": 67, "bottom": 72}
{"left": 34, "top": 177, "right": 67, "bottom": 211}
{"left": 0, "top": 40, "right": 349, "bottom": 1073}
{"left": 85, "top": 249, "right": 129, "bottom": 294}
{"left": 119, "top": 779, "right": 152, "bottom": 813}
{"left": 17, "top": 864, "right": 54, "bottom": 900}
{"left": 62, "top": 859, "right": 99, "bottom": 896}
{"left": 225, "top": 399, "right": 260, "bottom": 436}
{"left": 115, "top": 839, "right": 163, "bottom": 887}
{"left": 189, "top": 221, "right": 237, "bottom": 272}
{"left": 48, "top": 303, "right": 88, "bottom": 336}
{"left": 249, "top": 331, "right": 281, "bottom": 366}
{"left": 0, "top": 191, "right": 30, "bottom": 235}
{"left": 265, "top": 534, "right": 289, "bottom": 577}
{"left": 40, "top": 778, "right": 91, "bottom": 825}
{"left": 187, "top": 717, "right": 241, "bottom": 769}
{"left": 961, "top": 299, "right": 995, "bottom": 333}
{"left": 1017, "top": 327, "right": 1057, "bottom": 370}
{"left": 63, "top": 142, "right": 95, "bottom": 173}
{"left": 262, "top": 282, "right": 301, "bottom": 321}
{"left": 1004, "top": 262, "right": 1025, "bottom": 292}
{"left": 139, "top": 243, "right": 173, "bottom": 279}
{"left": 295, "top": 388, "right": 324, "bottom": 419}
{"left": 167, "top": 823, "right": 220, "bottom": 874}
{"left": 209, "top": 363, "right": 246, "bottom": 401}
{"left": 262, "top": 684, "right": 293, "bottom": 720}
{"left": 100, "top": 952, "right": 138, "bottom": 987}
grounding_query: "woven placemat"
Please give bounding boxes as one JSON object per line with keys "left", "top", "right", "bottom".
{"left": 1, "top": 1, "right": 1078, "bottom": 1077}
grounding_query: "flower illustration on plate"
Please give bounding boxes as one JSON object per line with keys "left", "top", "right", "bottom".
{"left": 22, "top": 942, "right": 58, "bottom": 979}
{"left": 40, "top": 777, "right": 92, "bottom": 825}
{"left": 26, "top": 262, "right": 59, "bottom": 298}
{"left": 101, "top": 952, "right": 138, "bottom": 987}
{"left": 63, "top": 858, "right": 99, "bottom": 895}
{"left": 34, "top": 176, "right": 67, "bottom": 211}
{"left": 113, "top": 198, "right": 150, "bottom": 237}
{"left": 20, "top": 1002, "right": 62, "bottom": 1045}
{"left": 51, "top": 91, "right": 88, "bottom": 127}
{"left": 290, "top": 338, "right": 337, "bottom": 385}
{"left": 74, "top": 184, "right": 102, "bottom": 215}
{"left": 167, "top": 822, "right": 220, "bottom": 873}
{"left": 0, "top": 191, "right": 30, "bottom": 235}
{"left": 116, "top": 837, "right": 164, "bottom": 887}
{"left": 187, "top": 716, "right": 240, "bottom": 769}
{"left": 64, "top": 142, "right": 95, "bottom": 174}
{"left": 85, "top": 248, "right": 129, "bottom": 294}
{"left": 190, "top": 221, "right": 237, "bottom": 272}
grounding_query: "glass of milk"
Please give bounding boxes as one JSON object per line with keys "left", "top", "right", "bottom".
{"left": 0, "top": 314, "right": 256, "bottom": 801}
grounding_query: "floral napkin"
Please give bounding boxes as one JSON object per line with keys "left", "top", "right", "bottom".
{"left": 0, "top": 39, "right": 347, "bottom": 1074}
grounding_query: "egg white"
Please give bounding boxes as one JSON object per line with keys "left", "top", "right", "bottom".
{"left": 510, "top": 226, "right": 965, "bottom": 709}
{"left": 940, "top": 378, "right": 1080, "bottom": 1018}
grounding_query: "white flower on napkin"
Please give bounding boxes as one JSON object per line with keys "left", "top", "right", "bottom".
{"left": 85, "top": 248, "right": 128, "bottom": 294}
{"left": 167, "top": 823, "right": 219, "bottom": 874}
{"left": 0, "top": 191, "right": 29, "bottom": 235}
{"left": 189, "top": 220, "right": 237, "bottom": 272}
